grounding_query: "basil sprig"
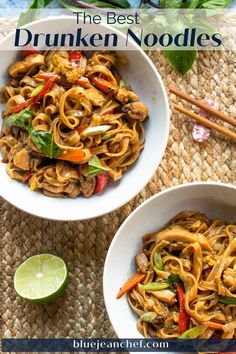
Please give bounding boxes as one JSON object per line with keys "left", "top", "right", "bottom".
{"left": 167, "top": 273, "right": 183, "bottom": 291}
{"left": 164, "top": 50, "right": 197, "bottom": 75}
{"left": 5, "top": 108, "right": 61, "bottom": 159}
{"left": 5, "top": 108, "right": 34, "bottom": 129}
{"left": 29, "top": 127, "right": 62, "bottom": 158}
{"left": 88, "top": 155, "right": 110, "bottom": 178}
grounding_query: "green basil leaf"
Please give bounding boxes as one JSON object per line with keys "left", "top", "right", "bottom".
{"left": 218, "top": 296, "right": 236, "bottom": 304}
{"left": 18, "top": 0, "right": 54, "bottom": 26}
{"left": 88, "top": 155, "right": 109, "bottom": 178}
{"left": 167, "top": 273, "right": 183, "bottom": 291}
{"left": 28, "top": 0, "right": 53, "bottom": 9}
{"left": 186, "top": 0, "right": 201, "bottom": 8}
{"left": 4, "top": 108, "right": 34, "bottom": 129}
{"left": 159, "top": 0, "right": 183, "bottom": 7}
{"left": 104, "top": 0, "right": 131, "bottom": 8}
{"left": 164, "top": 50, "right": 197, "bottom": 74}
{"left": 72, "top": 0, "right": 119, "bottom": 8}
{"left": 29, "top": 127, "right": 61, "bottom": 158}
{"left": 199, "top": 0, "right": 231, "bottom": 8}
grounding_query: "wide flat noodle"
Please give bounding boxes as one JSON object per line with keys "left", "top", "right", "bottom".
{"left": 127, "top": 211, "right": 236, "bottom": 342}
{"left": 0, "top": 50, "right": 148, "bottom": 198}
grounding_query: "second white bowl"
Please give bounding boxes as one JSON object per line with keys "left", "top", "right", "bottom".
{"left": 103, "top": 182, "right": 236, "bottom": 340}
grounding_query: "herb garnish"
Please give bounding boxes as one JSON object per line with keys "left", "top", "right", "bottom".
{"left": 5, "top": 108, "right": 61, "bottom": 158}
{"left": 88, "top": 155, "right": 110, "bottom": 177}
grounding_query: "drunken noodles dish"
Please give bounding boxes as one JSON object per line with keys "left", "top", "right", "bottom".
{"left": 117, "top": 212, "right": 236, "bottom": 341}
{"left": 0, "top": 50, "right": 148, "bottom": 198}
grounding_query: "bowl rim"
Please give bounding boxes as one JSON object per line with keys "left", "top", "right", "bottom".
{"left": 103, "top": 181, "right": 236, "bottom": 337}
{"left": 0, "top": 15, "right": 170, "bottom": 221}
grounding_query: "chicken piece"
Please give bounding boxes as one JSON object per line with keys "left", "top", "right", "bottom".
{"left": 115, "top": 88, "right": 139, "bottom": 104}
{"left": 123, "top": 101, "right": 148, "bottom": 121}
{"left": 136, "top": 251, "right": 149, "bottom": 273}
{"left": 9, "top": 54, "right": 45, "bottom": 78}
{"left": 85, "top": 87, "right": 106, "bottom": 107}
{"left": 0, "top": 135, "right": 18, "bottom": 162}
{"left": 150, "top": 290, "right": 176, "bottom": 305}
{"left": 13, "top": 148, "right": 30, "bottom": 170}
{"left": 223, "top": 268, "right": 236, "bottom": 291}
{"left": 143, "top": 298, "right": 155, "bottom": 312}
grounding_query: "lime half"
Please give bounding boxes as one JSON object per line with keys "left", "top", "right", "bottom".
{"left": 14, "top": 254, "right": 68, "bottom": 304}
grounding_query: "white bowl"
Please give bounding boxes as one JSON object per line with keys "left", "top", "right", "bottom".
{"left": 103, "top": 182, "right": 236, "bottom": 342}
{"left": 0, "top": 16, "right": 169, "bottom": 220}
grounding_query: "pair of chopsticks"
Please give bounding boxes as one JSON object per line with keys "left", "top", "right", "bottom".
{"left": 170, "top": 87, "right": 236, "bottom": 142}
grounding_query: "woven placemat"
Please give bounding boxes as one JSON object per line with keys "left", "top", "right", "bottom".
{"left": 0, "top": 19, "right": 236, "bottom": 354}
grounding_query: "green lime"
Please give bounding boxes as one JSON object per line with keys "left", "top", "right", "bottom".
{"left": 14, "top": 254, "right": 68, "bottom": 304}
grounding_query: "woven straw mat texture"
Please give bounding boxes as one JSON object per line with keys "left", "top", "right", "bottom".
{"left": 0, "top": 18, "right": 236, "bottom": 354}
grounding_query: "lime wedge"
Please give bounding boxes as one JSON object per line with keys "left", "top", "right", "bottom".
{"left": 14, "top": 254, "right": 68, "bottom": 304}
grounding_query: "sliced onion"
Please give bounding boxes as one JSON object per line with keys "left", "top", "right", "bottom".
{"left": 81, "top": 125, "right": 111, "bottom": 138}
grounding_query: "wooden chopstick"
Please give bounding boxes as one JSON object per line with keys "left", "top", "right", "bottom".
{"left": 173, "top": 104, "right": 236, "bottom": 142}
{"left": 170, "top": 86, "right": 236, "bottom": 128}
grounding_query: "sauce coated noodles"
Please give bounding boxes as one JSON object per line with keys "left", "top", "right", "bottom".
{"left": 0, "top": 50, "right": 148, "bottom": 197}
{"left": 117, "top": 212, "right": 236, "bottom": 341}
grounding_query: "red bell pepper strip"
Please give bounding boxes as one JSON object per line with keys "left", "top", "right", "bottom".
{"left": 90, "top": 76, "right": 116, "bottom": 94}
{"left": 94, "top": 172, "right": 109, "bottom": 194}
{"left": 116, "top": 272, "right": 146, "bottom": 299}
{"left": 34, "top": 78, "right": 54, "bottom": 100}
{"left": 176, "top": 284, "right": 190, "bottom": 334}
{"left": 69, "top": 51, "right": 84, "bottom": 67}
{"left": 34, "top": 72, "right": 61, "bottom": 82}
{"left": 22, "top": 47, "right": 38, "bottom": 57}
{"left": 11, "top": 78, "right": 55, "bottom": 114}
{"left": 11, "top": 97, "right": 36, "bottom": 114}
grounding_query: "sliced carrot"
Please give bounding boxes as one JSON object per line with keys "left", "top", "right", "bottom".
{"left": 58, "top": 149, "right": 91, "bottom": 163}
{"left": 116, "top": 272, "right": 145, "bottom": 299}
{"left": 204, "top": 321, "right": 224, "bottom": 331}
